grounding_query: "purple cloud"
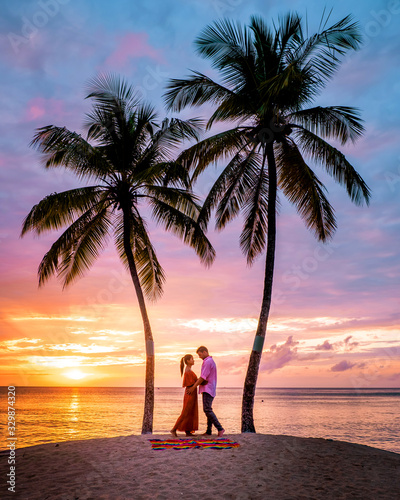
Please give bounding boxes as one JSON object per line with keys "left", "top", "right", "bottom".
{"left": 330, "top": 360, "right": 356, "bottom": 372}
{"left": 261, "top": 336, "right": 299, "bottom": 373}
{"left": 344, "top": 336, "right": 359, "bottom": 351}
{"left": 315, "top": 336, "right": 360, "bottom": 352}
{"left": 316, "top": 340, "right": 335, "bottom": 351}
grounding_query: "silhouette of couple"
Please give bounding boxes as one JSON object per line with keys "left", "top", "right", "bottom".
{"left": 170, "top": 346, "right": 224, "bottom": 438}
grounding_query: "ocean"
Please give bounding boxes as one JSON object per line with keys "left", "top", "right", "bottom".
{"left": 1, "top": 387, "right": 399, "bottom": 453}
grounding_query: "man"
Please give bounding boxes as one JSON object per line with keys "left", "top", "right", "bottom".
{"left": 187, "top": 346, "right": 224, "bottom": 437}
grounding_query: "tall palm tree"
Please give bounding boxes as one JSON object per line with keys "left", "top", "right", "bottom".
{"left": 164, "top": 13, "right": 371, "bottom": 432}
{"left": 22, "top": 75, "right": 215, "bottom": 434}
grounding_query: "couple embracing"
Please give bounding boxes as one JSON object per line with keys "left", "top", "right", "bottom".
{"left": 171, "top": 346, "right": 225, "bottom": 438}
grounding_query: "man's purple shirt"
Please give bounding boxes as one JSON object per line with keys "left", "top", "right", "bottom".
{"left": 199, "top": 355, "right": 217, "bottom": 398}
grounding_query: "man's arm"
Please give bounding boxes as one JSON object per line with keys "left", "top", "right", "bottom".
{"left": 186, "top": 377, "right": 204, "bottom": 394}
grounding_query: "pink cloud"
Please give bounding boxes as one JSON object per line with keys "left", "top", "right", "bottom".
{"left": 261, "top": 336, "right": 299, "bottom": 373}
{"left": 24, "top": 97, "right": 65, "bottom": 122}
{"left": 316, "top": 340, "right": 335, "bottom": 351}
{"left": 344, "top": 336, "right": 359, "bottom": 351}
{"left": 316, "top": 336, "right": 359, "bottom": 352}
{"left": 331, "top": 360, "right": 356, "bottom": 372}
{"left": 105, "top": 33, "right": 164, "bottom": 69}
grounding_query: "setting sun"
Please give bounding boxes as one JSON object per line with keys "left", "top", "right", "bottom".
{"left": 64, "top": 369, "right": 88, "bottom": 380}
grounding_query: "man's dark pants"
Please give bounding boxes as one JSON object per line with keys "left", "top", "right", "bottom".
{"left": 202, "top": 392, "right": 223, "bottom": 434}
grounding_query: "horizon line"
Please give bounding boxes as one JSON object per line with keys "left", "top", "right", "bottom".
{"left": 2, "top": 386, "right": 399, "bottom": 390}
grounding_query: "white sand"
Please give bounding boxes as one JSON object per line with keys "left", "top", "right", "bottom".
{"left": 1, "top": 434, "right": 400, "bottom": 499}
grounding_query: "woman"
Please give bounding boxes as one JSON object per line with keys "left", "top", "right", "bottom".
{"left": 170, "top": 354, "right": 198, "bottom": 436}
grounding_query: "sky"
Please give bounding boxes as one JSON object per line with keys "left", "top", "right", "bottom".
{"left": 0, "top": 0, "right": 399, "bottom": 389}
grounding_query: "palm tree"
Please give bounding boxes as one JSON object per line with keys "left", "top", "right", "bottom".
{"left": 21, "top": 75, "right": 215, "bottom": 434}
{"left": 164, "top": 13, "right": 371, "bottom": 432}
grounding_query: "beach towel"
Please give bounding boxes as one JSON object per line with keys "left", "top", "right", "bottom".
{"left": 149, "top": 438, "right": 240, "bottom": 450}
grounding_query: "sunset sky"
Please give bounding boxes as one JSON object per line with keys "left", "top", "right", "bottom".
{"left": 1, "top": 0, "right": 399, "bottom": 389}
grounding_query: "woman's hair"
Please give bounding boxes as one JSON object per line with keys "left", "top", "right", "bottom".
{"left": 180, "top": 354, "right": 193, "bottom": 376}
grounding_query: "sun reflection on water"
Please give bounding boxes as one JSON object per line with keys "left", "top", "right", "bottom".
{"left": 68, "top": 391, "right": 80, "bottom": 431}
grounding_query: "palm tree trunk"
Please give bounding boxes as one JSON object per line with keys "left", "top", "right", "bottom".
{"left": 122, "top": 206, "right": 154, "bottom": 434}
{"left": 241, "top": 143, "right": 277, "bottom": 432}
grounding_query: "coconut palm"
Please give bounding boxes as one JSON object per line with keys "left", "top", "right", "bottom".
{"left": 164, "top": 13, "right": 371, "bottom": 432}
{"left": 22, "top": 74, "right": 215, "bottom": 434}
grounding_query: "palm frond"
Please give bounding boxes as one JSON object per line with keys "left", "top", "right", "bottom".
{"left": 149, "top": 199, "right": 215, "bottom": 266}
{"left": 150, "top": 117, "right": 203, "bottom": 152}
{"left": 84, "top": 107, "right": 114, "bottom": 144}
{"left": 30, "top": 126, "right": 111, "bottom": 180}
{"left": 276, "top": 138, "right": 337, "bottom": 241}
{"left": 85, "top": 73, "right": 141, "bottom": 112}
{"left": 150, "top": 161, "right": 192, "bottom": 189}
{"left": 127, "top": 102, "right": 158, "bottom": 152}
{"left": 164, "top": 72, "right": 234, "bottom": 112}
{"left": 21, "top": 187, "right": 107, "bottom": 236}
{"left": 114, "top": 211, "right": 165, "bottom": 301}
{"left": 58, "top": 207, "right": 113, "bottom": 288}
{"left": 249, "top": 15, "right": 278, "bottom": 80}
{"left": 293, "top": 127, "right": 371, "bottom": 205}
{"left": 215, "top": 147, "right": 262, "bottom": 229}
{"left": 144, "top": 184, "right": 201, "bottom": 219}
{"left": 258, "top": 62, "right": 311, "bottom": 113}
{"left": 134, "top": 102, "right": 158, "bottom": 129}
{"left": 37, "top": 206, "right": 112, "bottom": 287}
{"left": 288, "top": 106, "right": 364, "bottom": 144}
{"left": 195, "top": 19, "right": 259, "bottom": 93}
{"left": 275, "top": 12, "right": 303, "bottom": 64}
{"left": 136, "top": 117, "right": 203, "bottom": 175}
{"left": 195, "top": 18, "right": 253, "bottom": 66}
{"left": 239, "top": 159, "right": 269, "bottom": 264}
{"left": 294, "top": 14, "right": 362, "bottom": 88}
{"left": 206, "top": 93, "right": 257, "bottom": 129}
{"left": 177, "top": 127, "right": 251, "bottom": 180}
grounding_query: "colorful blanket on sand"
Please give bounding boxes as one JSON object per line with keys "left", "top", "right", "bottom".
{"left": 149, "top": 438, "right": 240, "bottom": 450}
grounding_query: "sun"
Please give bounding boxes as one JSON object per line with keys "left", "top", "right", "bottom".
{"left": 64, "top": 369, "right": 88, "bottom": 380}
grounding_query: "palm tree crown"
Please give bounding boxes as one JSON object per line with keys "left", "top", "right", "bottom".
{"left": 23, "top": 74, "right": 214, "bottom": 293}
{"left": 164, "top": 12, "right": 370, "bottom": 431}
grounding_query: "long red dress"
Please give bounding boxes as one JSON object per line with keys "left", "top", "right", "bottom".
{"left": 172, "top": 369, "right": 198, "bottom": 432}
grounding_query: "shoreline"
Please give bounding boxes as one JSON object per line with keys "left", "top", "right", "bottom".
{"left": 1, "top": 434, "right": 400, "bottom": 499}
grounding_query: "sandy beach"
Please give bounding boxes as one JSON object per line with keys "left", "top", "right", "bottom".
{"left": 1, "top": 433, "right": 399, "bottom": 499}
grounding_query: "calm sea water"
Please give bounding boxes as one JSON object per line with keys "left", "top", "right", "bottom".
{"left": 1, "top": 387, "right": 399, "bottom": 453}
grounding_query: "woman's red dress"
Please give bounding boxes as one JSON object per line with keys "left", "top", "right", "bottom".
{"left": 172, "top": 370, "right": 198, "bottom": 432}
